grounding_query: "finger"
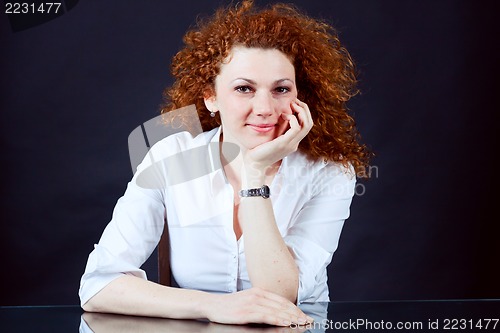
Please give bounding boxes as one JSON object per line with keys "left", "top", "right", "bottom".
{"left": 280, "top": 113, "right": 306, "bottom": 147}
{"left": 276, "top": 113, "right": 291, "bottom": 136}
{"left": 246, "top": 310, "right": 291, "bottom": 327}
{"left": 294, "top": 99, "right": 313, "bottom": 123}
{"left": 291, "top": 100, "right": 313, "bottom": 130}
{"left": 289, "top": 106, "right": 311, "bottom": 139}
{"left": 253, "top": 289, "right": 312, "bottom": 324}
{"left": 296, "top": 100, "right": 313, "bottom": 131}
{"left": 280, "top": 113, "right": 301, "bottom": 136}
{"left": 277, "top": 114, "right": 302, "bottom": 149}
{"left": 249, "top": 306, "right": 306, "bottom": 327}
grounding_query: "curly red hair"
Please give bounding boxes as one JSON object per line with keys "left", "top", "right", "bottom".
{"left": 161, "top": 0, "right": 371, "bottom": 176}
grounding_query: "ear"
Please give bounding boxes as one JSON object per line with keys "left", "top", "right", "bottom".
{"left": 203, "top": 86, "right": 218, "bottom": 113}
{"left": 203, "top": 94, "right": 218, "bottom": 113}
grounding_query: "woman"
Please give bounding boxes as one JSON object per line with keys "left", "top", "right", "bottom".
{"left": 79, "top": 0, "right": 371, "bottom": 327}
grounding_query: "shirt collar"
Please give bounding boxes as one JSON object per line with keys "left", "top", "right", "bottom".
{"left": 207, "top": 126, "right": 227, "bottom": 196}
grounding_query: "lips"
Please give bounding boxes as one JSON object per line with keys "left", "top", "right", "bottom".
{"left": 246, "top": 123, "right": 276, "bottom": 133}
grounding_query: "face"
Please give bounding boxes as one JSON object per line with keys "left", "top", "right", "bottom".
{"left": 205, "top": 46, "right": 297, "bottom": 150}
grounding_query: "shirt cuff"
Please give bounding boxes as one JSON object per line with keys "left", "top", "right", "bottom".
{"left": 79, "top": 244, "right": 148, "bottom": 306}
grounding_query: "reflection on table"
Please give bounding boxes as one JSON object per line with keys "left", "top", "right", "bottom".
{"left": 2, "top": 299, "right": 499, "bottom": 333}
{"left": 80, "top": 302, "right": 329, "bottom": 333}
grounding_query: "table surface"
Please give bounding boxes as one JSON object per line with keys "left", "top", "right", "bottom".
{"left": 1, "top": 299, "right": 499, "bottom": 332}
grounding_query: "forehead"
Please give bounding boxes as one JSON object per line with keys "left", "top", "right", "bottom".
{"left": 217, "top": 46, "right": 295, "bottom": 82}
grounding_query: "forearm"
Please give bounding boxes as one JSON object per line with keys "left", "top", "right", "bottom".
{"left": 239, "top": 174, "right": 299, "bottom": 302}
{"left": 82, "top": 270, "right": 310, "bottom": 326}
{"left": 82, "top": 275, "right": 211, "bottom": 319}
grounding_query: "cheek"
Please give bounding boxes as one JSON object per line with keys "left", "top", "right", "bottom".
{"left": 218, "top": 98, "right": 245, "bottom": 115}
{"left": 277, "top": 97, "right": 295, "bottom": 115}
{"left": 231, "top": 97, "right": 250, "bottom": 111}
{"left": 219, "top": 97, "right": 250, "bottom": 123}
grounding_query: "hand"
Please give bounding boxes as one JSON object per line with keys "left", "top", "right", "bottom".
{"left": 203, "top": 287, "right": 314, "bottom": 326}
{"left": 244, "top": 99, "right": 313, "bottom": 174}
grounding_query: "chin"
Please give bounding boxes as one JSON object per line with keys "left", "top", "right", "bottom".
{"left": 243, "top": 135, "right": 276, "bottom": 149}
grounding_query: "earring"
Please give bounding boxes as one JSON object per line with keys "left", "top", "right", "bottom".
{"left": 210, "top": 111, "right": 216, "bottom": 118}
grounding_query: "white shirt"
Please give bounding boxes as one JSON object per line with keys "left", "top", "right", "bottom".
{"left": 79, "top": 127, "right": 356, "bottom": 306}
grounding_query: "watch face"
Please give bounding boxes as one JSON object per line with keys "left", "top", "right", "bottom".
{"left": 260, "top": 185, "right": 270, "bottom": 198}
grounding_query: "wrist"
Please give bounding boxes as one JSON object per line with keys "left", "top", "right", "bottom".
{"left": 242, "top": 175, "right": 266, "bottom": 188}
{"left": 193, "top": 290, "right": 215, "bottom": 319}
{"left": 197, "top": 291, "right": 224, "bottom": 321}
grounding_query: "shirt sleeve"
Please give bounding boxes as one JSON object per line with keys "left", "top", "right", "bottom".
{"left": 78, "top": 157, "right": 166, "bottom": 306}
{"left": 283, "top": 163, "right": 356, "bottom": 304}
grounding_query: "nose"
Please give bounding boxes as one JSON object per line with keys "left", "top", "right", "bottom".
{"left": 252, "top": 92, "right": 275, "bottom": 117}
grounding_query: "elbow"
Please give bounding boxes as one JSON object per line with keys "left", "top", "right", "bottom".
{"left": 81, "top": 296, "right": 102, "bottom": 313}
{"left": 81, "top": 300, "right": 94, "bottom": 312}
{"left": 287, "top": 276, "right": 299, "bottom": 304}
{"left": 285, "top": 264, "right": 299, "bottom": 301}
{"left": 275, "top": 270, "right": 299, "bottom": 303}
{"left": 253, "top": 276, "right": 298, "bottom": 303}
{"left": 274, "top": 263, "right": 299, "bottom": 303}
{"left": 276, "top": 283, "right": 298, "bottom": 304}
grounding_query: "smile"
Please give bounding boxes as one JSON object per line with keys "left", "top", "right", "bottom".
{"left": 247, "top": 124, "right": 276, "bottom": 133}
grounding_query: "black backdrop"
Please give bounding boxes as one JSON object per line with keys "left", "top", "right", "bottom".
{"left": 1, "top": 0, "right": 499, "bottom": 306}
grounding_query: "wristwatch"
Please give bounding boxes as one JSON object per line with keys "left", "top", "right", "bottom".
{"left": 238, "top": 185, "right": 270, "bottom": 199}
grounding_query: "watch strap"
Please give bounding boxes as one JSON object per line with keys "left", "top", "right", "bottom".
{"left": 239, "top": 185, "right": 270, "bottom": 199}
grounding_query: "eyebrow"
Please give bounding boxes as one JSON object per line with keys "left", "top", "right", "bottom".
{"left": 232, "top": 78, "right": 295, "bottom": 85}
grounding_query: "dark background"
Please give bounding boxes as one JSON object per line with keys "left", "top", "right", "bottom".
{"left": 1, "top": 0, "right": 498, "bottom": 306}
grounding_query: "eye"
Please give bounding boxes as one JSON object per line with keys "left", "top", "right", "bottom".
{"left": 235, "top": 85, "right": 254, "bottom": 94}
{"left": 274, "top": 86, "right": 291, "bottom": 94}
